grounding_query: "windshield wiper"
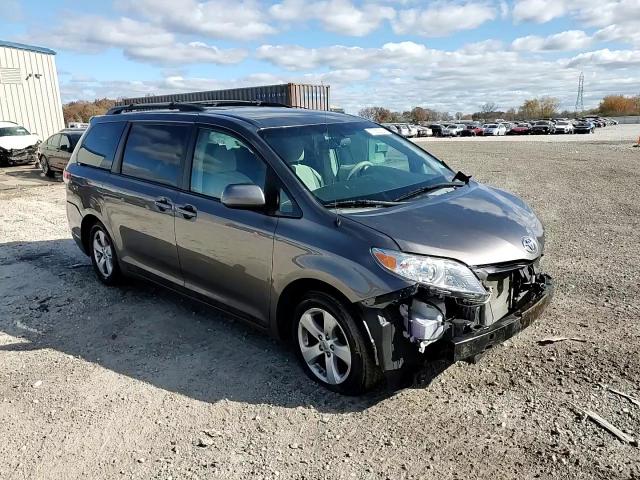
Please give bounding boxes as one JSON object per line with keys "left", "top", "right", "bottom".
{"left": 394, "top": 182, "right": 466, "bottom": 202}
{"left": 325, "top": 199, "right": 405, "bottom": 209}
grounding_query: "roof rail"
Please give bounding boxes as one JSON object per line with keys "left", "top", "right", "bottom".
{"left": 106, "top": 100, "right": 292, "bottom": 115}
{"left": 106, "top": 102, "right": 207, "bottom": 115}
{"left": 190, "top": 100, "right": 292, "bottom": 108}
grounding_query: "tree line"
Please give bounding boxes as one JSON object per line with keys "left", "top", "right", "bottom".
{"left": 62, "top": 94, "right": 639, "bottom": 126}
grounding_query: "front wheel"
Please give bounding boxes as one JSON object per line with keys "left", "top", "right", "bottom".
{"left": 292, "top": 291, "right": 380, "bottom": 395}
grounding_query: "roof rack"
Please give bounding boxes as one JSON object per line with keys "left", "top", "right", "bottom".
{"left": 106, "top": 100, "right": 291, "bottom": 115}
{"left": 106, "top": 102, "right": 206, "bottom": 115}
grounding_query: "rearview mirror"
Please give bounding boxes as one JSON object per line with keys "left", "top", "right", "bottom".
{"left": 221, "top": 184, "right": 265, "bottom": 209}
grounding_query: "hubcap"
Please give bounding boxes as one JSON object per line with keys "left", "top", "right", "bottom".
{"left": 93, "top": 230, "right": 113, "bottom": 277}
{"left": 297, "top": 308, "right": 352, "bottom": 385}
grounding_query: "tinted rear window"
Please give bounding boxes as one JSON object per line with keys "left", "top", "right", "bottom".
{"left": 121, "top": 123, "right": 190, "bottom": 187}
{"left": 76, "top": 122, "right": 126, "bottom": 169}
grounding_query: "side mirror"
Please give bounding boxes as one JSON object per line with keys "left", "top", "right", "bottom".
{"left": 221, "top": 184, "right": 265, "bottom": 209}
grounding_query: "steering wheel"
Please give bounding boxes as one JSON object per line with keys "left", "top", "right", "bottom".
{"left": 346, "top": 161, "right": 374, "bottom": 181}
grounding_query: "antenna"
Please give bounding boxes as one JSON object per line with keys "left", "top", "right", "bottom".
{"left": 574, "top": 71, "right": 584, "bottom": 115}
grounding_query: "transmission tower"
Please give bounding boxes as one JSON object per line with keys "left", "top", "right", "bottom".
{"left": 574, "top": 72, "right": 584, "bottom": 114}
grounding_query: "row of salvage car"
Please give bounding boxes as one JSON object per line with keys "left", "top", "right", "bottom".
{"left": 383, "top": 116, "right": 618, "bottom": 138}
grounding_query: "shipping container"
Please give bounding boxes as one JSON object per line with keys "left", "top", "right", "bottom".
{"left": 118, "top": 83, "right": 330, "bottom": 110}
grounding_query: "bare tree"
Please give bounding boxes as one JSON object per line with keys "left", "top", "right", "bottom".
{"left": 357, "top": 106, "right": 393, "bottom": 123}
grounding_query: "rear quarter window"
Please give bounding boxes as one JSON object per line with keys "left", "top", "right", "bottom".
{"left": 76, "top": 121, "right": 126, "bottom": 170}
{"left": 120, "top": 123, "right": 190, "bottom": 187}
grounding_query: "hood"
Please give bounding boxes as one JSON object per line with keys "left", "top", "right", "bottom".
{"left": 0, "top": 135, "right": 40, "bottom": 150}
{"left": 345, "top": 183, "right": 544, "bottom": 266}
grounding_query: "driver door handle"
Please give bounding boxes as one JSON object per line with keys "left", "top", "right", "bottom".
{"left": 177, "top": 204, "right": 197, "bottom": 219}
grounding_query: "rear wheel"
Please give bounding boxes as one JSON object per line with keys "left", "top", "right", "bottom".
{"left": 40, "top": 156, "right": 55, "bottom": 178}
{"left": 292, "top": 291, "right": 380, "bottom": 395}
{"left": 89, "top": 223, "right": 122, "bottom": 285}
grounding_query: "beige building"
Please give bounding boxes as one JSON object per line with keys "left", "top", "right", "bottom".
{"left": 0, "top": 40, "right": 64, "bottom": 141}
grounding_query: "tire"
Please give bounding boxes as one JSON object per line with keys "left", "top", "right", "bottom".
{"left": 292, "top": 291, "right": 381, "bottom": 395}
{"left": 89, "top": 223, "right": 122, "bottom": 286}
{"left": 40, "top": 156, "right": 55, "bottom": 178}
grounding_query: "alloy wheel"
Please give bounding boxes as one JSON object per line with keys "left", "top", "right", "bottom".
{"left": 297, "top": 307, "right": 352, "bottom": 385}
{"left": 93, "top": 230, "right": 114, "bottom": 278}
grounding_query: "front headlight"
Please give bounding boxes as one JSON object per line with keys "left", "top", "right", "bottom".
{"left": 371, "top": 248, "right": 489, "bottom": 303}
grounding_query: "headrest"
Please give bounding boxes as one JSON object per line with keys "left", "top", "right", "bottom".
{"left": 203, "top": 143, "right": 236, "bottom": 172}
{"left": 276, "top": 137, "right": 304, "bottom": 165}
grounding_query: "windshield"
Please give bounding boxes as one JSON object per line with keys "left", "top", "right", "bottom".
{"left": 261, "top": 121, "right": 453, "bottom": 205}
{"left": 0, "top": 126, "right": 30, "bottom": 137}
{"left": 485, "top": 124, "right": 497, "bottom": 128}
{"left": 535, "top": 121, "right": 547, "bottom": 125}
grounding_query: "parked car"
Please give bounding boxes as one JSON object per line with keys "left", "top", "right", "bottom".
{"left": 444, "top": 124, "right": 465, "bottom": 136}
{"left": 407, "top": 124, "right": 419, "bottom": 138}
{"left": 429, "top": 124, "right": 453, "bottom": 137}
{"left": 574, "top": 120, "right": 595, "bottom": 134}
{"left": 415, "top": 126, "right": 432, "bottom": 137}
{"left": 506, "top": 123, "right": 531, "bottom": 135}
{"left": 65, "top": 102, "right": 553, "bottom": 395}
{"left": 554, "top": 121, "right": 574, "bottom": 134}
{"left": 460, "top": 124, "right": 483, "bottom": 136}
{"left": 382, "top": 123, "right": 398, "bottom": 134}
{"left": 37, "top": 128, "right": 86, "bottom": 177}
{"left": 531, "top": 121, "right": 556, "bottom": 134}
{"left": 482, "top": 123, "right": 507, "bottom": 136}
{"left": 0, "top": 121, "right": 40, "bottom": 167}
{"left": 395, "top": 124, "right": 411, "bottom": 137}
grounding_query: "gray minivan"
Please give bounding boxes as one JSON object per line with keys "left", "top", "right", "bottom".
{"left": 65, "top": 102, "right": 553, "bottom": 395}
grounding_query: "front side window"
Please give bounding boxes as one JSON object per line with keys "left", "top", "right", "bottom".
{"left": 261, "top": 121, "right": 453, "bottom": 205}
{"left": 59, "top": 135, "right": 71, "bottom": 151}
{"left": 76, "top": 121, "right": 126, "bottom": 170}
{"left": 48, "top": 134, "right": 61, "bottom": 147}
{"left": 121, "top": 123, "right": 190, "bottom": 187}
{"left": 190, "top": 128, "right": 266, "bottom": 199}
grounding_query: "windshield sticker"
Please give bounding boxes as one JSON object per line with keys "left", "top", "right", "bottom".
{"left": 365, "top": 127, "right": 392, "bottom": 136}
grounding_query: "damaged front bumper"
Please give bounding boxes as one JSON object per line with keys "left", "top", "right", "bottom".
{"left": 359, "top": 266, "right": 554, "bottom": 372}
{"left": 449, "top": 274, "right": 553, "bottom": 361}
{"left": 0, "top": 145, "right": 38, "bottom": 166}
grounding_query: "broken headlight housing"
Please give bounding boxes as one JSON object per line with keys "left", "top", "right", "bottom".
{"left": 371, "top": 248, "right": 489, "bottom": 303}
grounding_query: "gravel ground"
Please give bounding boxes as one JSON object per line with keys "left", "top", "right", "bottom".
{"left": 1, "top": 131, "right": 639, "bottom": 479}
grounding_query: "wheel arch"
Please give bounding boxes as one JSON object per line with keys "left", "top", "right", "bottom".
{"left": 79, "top": 214, "right": 102, "bottom": 255}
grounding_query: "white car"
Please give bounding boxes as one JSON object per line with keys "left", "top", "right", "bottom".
{"left": 483, "top": 123, "right": 507, "bottom": 136}
{"left": 554, "top": 121, "right": 574, "bottom": 134}
{"left": 445, "top": 124, "right": 466, "bottom": 136}
{"left": 395, "top": 124, "right": 411, "bottom": 137}
{"left": 0, "top": 121, "right": 41, "bottom": 166}
{"left": 382, "top": 123, "right": 398, "bottom": 134}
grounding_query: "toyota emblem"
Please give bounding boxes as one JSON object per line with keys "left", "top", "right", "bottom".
{"left": 521, "top": 236, "right": 538, "bottom": 254}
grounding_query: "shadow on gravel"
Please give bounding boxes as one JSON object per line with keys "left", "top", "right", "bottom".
{"left": 0, "top": 239, "right": 450, "bottom": 412}
{"left": 2, "top": 165, "right": 60, "bottom": 185}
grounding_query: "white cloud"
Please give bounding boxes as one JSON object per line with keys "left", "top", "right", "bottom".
{"left": 126, "top": 42, "right": 247, "bottom": 65}
{"left": 30, "top": 16, "right": 246, "bottom": 66}
{"left": 512, "top": 30, "right": 592, "bottom": 52}
{"left": 270, "top": 0, "right": 394, "bottom": 36}
{"left": 567, "top": 49, "right": 640, "bottom": 68}
{"left": 119, "top": 0, "right": 276, "bottom": 40}
{"left": 392, "top": 1, "right": 496, "bottom": 36}
{"left": 512, "top": 0, "right": 569, "bottom": 23}
{"left": 576, "top": 0, "right": 640, "bottom": 28}
{"left": 594, "top": 24, "right": 640, "bottom": 48}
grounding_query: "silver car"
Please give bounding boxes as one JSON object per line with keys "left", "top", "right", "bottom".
{"left": 65, "top": 102, "right": 553, "bottom": 395}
